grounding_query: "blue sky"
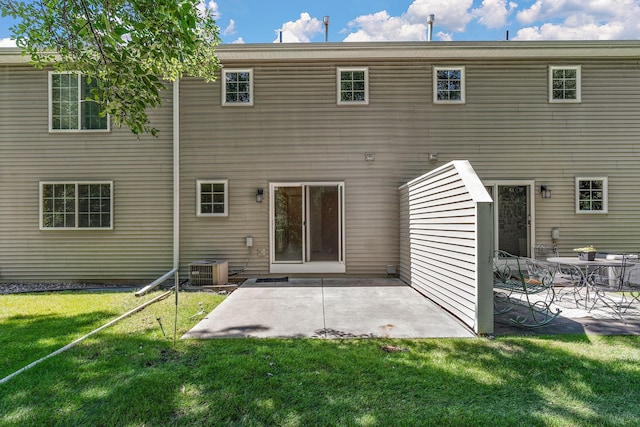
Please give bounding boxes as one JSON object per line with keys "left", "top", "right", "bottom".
{"left": 2, "top": 0, "right": 640, "bottom": 46}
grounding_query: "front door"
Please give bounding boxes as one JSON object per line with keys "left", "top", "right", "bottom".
{"left": 485, "top": 181, "right": 534, "bottom": 257}
{"left": 270, "top": 182, "right": 345, "bottom": 273}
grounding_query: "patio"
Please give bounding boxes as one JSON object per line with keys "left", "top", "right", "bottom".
{"left": 182, "top": 277, "right": 640, "bottom": 339}
{"left": 183, "top": 278, "right": 475, "bottom": 339}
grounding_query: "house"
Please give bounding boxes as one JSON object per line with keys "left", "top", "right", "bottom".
{"left": 2, "top": 40, "right": 640, "bottom": 285}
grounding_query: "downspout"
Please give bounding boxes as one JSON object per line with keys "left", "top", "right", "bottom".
{"left": 173, "top": 78, "right": 180, "bottom": 288}
{"left": 135, "top": 79, "right": 181, "bottom": 297}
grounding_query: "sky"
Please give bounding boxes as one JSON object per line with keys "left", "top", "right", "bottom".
{"left": 2, "top": 0, "right": 640, "bottom": 47}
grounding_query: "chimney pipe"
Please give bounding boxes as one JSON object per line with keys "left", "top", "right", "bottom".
{"left": 323, "top": 16, "right": 330, "bottom": 42}
{"left": 427, "top": 14, "right": 435, "bottom": 42}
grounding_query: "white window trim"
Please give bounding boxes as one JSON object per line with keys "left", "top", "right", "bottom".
{"left": 433, "top": 66, "right": 466, "bottom": 104}
{"left": 39, "top": 181, "right": 114, "bottom": 230}
{"left": 337, "top": 67, "right": 369, "bottom": 105}
{"left": 575, "top": 176, "right": 608, "bottom": 214}
{"left": 221, "top": 68, "right": 254, "bottom": 106}
{"left": 48, "top": 71, "right": 110, "bottom": 133}
{"left": 196, "top": 179, "right": 229, "bottom": 217}
{"left": 549, "top": 65, "right": 581, "bottom": 103}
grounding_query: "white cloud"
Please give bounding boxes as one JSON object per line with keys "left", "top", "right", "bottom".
{"left": 222, "top": 19, "right": 236, "bottom": 36}
{"left": 273, "top": 12, "right": 323, "bottom": 43}
{"left": 231, "top": 37, "right": 245, "bottom": 44}
{"left": 473, "top": 0, "right": 518, "bottom": 29}
{"left": 436, "top": 31, "right": 453, "bottom": 41}
{"left": 342, "top": 0, "right": 475, "bottom": 42}
{"left": 514, "top": 0, "right": 640, "bottom": 40}
{"left": 406, "top": 0, "right": 475, "bottom": 32}
{"left": 198, "top": 1, "right": 219, "bottom": 18}
{"left": 344, "top": 10, "right": 427, "bottom": 42}
{"left": 0, "top": 38, "right": 17, "bottom": 47}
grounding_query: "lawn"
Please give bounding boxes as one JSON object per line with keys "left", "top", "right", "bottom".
{"left": 1, "top": 290, "right": 640, "bottom": 426}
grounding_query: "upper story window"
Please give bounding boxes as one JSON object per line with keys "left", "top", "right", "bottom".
{"left": 576, "top": 177, "right": 608, "bottom": 214}
{"left": 40, "top": 181, "right": 113, "bottom": 229}
{"left": 49, "top": 72, "right": 109, "bottom": 132}
{"left": 549, "top": 65, "right": 581, "bottom": 103}
{"left": 197, "top": 179, "right": 229, "bottom": 217}
{"left": 337, "top": 67, "right": 369, "bottom": 105}
{"left": 222, "top": 69, "right": 253, "bottom": 106}
{"left": 434, "top": 66, "right": 465, "bottom": 104}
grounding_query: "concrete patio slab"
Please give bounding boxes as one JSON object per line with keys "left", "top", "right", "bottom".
{"left": 183, "top": 278, "right": 475, "bottom": 339}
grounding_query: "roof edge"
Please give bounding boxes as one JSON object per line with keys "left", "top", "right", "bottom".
{"left": 214, "top": 40, "right": 640, "bottom": 61}
{"left": 2, "top": 40, "right": 639, "bottom": 65}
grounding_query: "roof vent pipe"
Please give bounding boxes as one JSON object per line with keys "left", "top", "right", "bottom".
{"left": 427, "top": 14, "right": 435, "bottom": 42}
{"left": 323, "top": 16, "right": 329, "bottom": 42}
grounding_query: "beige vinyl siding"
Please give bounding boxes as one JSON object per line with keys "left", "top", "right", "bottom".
{"left": 179, "top": 48, "right": 640, "bottom": 276}
{"left": 431, "top": 59, "right": 640, "bottom": 256}
{"left": 0, "top": 65, "right": 174, "bottom": 283}
{"left": 4, "top": 42, "right": 640, "bottom": 282}
{"left": 179, "top": 62, "right": 431, "bottom": 277}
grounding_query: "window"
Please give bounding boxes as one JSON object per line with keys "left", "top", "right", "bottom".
{"left": 40, "top": 181, "right": 113, "bottom": 229}
{"left": 434, "top": 66, "right": 465, "bottom": 103}
{"left": 549, "top": 66, "right": 581, "bottom": 103}
{"left": 222, "top": 69, "right": 253, "bottom": 106}
{"left": 197, "top": 179, "right": 228, "bottom": 217}
{"left": 576, "top": 177, "right": 608, "bottom": 214}
{"left": 337, "top": 67, "right": 368, "bottom": 104}
{"left": 49, "top": 72, "right": 109, "bottom": 131}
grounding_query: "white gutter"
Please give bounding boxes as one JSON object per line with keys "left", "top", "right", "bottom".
{"left": 135, "top": 79, "right": 181, "bottom": 297}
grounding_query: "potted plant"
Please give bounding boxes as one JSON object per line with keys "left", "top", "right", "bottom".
{"left": 574, "top": 246, "right": 597, "bottom": 261}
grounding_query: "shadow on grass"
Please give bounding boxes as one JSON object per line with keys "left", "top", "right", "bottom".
{"left": 0, "top": 310, "right": 119, "bottom": 377}
{"left": 2, "top": 333, "right": 640, "bottom": 426}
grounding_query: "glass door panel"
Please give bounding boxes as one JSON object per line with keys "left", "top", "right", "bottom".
{"left": 498, "top": 186, "right": 528, "bottom": 257}
{"left": 486, "top": 183, "right": 531, "bottom": 257}
{"left": 273, "top": 186, "right": 303, "bottom": 262}
{"left": 307, "top": 185, "right": 339, "bottom": 262}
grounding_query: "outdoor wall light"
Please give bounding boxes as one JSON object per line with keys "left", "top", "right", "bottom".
{"left": 540, "top": 185, "right": 551, "bottom": 199}
{"left": 256, "top": 188, "right": 264, "bottom": 203}
{"left": 428, "top": 153, "right": 438, "bottom": 161}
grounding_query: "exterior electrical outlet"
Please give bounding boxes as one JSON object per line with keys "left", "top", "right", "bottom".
{"left": 246, "top": 236, "right": 253, "bottom": 247}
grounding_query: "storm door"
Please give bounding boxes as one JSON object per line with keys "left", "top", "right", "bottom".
{"left": 270, "top": 182, "right": 345, "bottom": 273}
{"left": 484, "top": 181, "right": 534, "bottom": 257}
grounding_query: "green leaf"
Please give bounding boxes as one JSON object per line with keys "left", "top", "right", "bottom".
{"left": 3, "top": 0, "right": 220, "bottom": 136}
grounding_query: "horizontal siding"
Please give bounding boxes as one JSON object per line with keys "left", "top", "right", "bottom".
{"left": 407, "top": 165, "right": 478, "bottom": 329}
{"left": 179, "top": 54, "right": 640, "bottom": 278}
{"left": 3, "top": 45, "right": 640, "bottom": 283}
{"left": 0, "top": 66, "right": 174, "bottom": 283}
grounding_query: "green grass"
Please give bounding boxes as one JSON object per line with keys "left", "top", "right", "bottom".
{"left": 1, "top": 291, "right": 640, "bottom": 426}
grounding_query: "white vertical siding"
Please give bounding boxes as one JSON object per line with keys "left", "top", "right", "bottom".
{"left": 399, "top": 185, "right": 410, "bottom": 284}
{"left": 403, "top": 161, "right": 493, "bottom": 333}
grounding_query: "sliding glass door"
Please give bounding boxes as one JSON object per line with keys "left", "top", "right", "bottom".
{"left": 270, "top": 182, "right": 345, "bottom": 273}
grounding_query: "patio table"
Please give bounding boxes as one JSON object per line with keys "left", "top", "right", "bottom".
{"left": 547, "top": 256, "right": 626, "bottom": 318}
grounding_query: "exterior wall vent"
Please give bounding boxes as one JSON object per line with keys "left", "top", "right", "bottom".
{"left": 189, "top": 260, "right": 229, "bottom": 285}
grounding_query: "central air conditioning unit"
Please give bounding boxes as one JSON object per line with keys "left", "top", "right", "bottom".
{"left": 189, "top": 260, "right": 228, "bottom": 286}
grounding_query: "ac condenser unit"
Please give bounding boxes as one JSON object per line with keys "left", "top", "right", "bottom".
{"left": 189, "top": 260, "right": 228, "bottom": 286}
